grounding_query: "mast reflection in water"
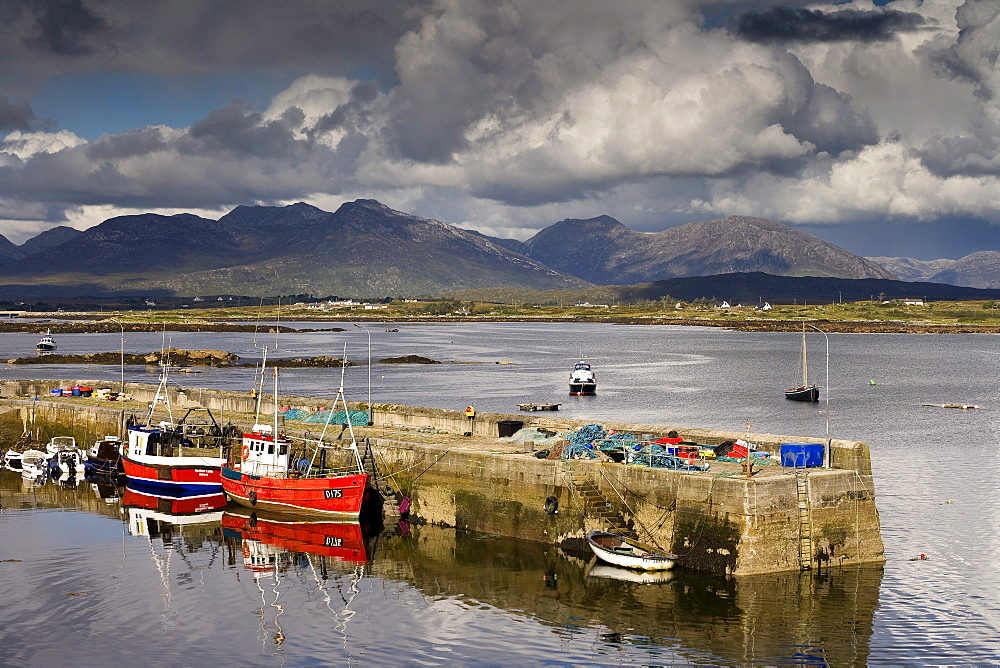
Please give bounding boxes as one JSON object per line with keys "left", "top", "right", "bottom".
{"left": 3, "top": 318, "right": 1000, "bottom": 663}
{"left": 1, "top": 467, "right": 890, "bottom": 665}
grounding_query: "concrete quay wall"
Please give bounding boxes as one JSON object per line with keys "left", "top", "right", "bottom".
{"left": 0, "top": 379, "right": 884, "bottom": 576}
{"left": 372, "top": 438, "right": 883, "bottom": 576}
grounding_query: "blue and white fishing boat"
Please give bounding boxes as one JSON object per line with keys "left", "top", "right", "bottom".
{"left": 36, "top": 329, "right": 56, "bottom": 353}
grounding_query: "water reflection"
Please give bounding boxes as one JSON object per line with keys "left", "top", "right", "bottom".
{"left": 0, "top": 464, "right": 891, "bottom": 665}
{"left": 371, "top": 526, "right": 883, "bottom": 666}
{"left": 220, "top": 507, "right": 376, "bottom": 652}
{"left": 122, "top": 482, "right": 228, "bottom": 519}
{"left": 221, "top": 506, "right": 373, "bottom": 570}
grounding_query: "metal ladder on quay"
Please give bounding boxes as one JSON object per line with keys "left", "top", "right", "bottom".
{"left": 795, "top": 472, "right": 814, "bottom": 570}
{"left": 358, "top": 437, "right": 395, "bottom": 499}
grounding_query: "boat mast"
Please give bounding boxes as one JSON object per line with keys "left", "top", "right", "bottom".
{"left": 273, "top": 364, "right": 279, "bottom": 438}
{"left": 147, "top": 351, "right": 173, "bottom": 425}
{"left": 316, "top": 343, "right": 364, "bottom": 471}
{"left": 801, "top": 324, "right": 809, "bottom": 386}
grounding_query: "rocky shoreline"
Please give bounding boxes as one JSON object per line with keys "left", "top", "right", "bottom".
{"left": 7, "top": 348, "right": 355, "bottom": 368}
{"left": 0, "top": 321, "right": 345, "bottom": 334}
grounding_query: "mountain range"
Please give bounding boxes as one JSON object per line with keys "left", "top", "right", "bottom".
{"left": 3, "top": 199, "right": 1000, "bottom": 299}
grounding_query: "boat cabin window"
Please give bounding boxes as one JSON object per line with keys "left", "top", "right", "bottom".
{"left": 278, "top": 444, "right": 287, "bottom": 456}
{"left": 145, "top": 432, "right": 160, "bottom": 456}
{"left": 267, "top": 443, "right": 274, "bottom": 455}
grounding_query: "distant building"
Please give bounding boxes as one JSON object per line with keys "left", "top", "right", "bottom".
{"left": 902, "top": 298, "right": 925, "bottom": 306}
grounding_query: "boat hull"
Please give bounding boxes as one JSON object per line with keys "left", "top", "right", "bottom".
{"left": 569, "top": 382, "right": 597, "bottom": 396}
{"left": 221, "top": 466, "right": 370, "bottom": 518}
{"left": 784, "top": 385, "right": 820, "bottom": 402}
{"left": 586, "top": 529, "right": 676, "bottom": 571}
{"left": 85, "top": 457, "right": 123, "bottom": 475}
{"left": 121, "top": 454, "right": 223, "bottom": 493}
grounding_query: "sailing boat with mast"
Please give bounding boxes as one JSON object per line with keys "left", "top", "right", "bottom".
{"left": 784, "top": 324, "right": 820, "bottom": 402}
{"left": 220, "top": 343, "right": 370, "bottom": 518}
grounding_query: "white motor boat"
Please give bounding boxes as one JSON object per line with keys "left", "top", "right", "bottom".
{"left": 36, "top": 329, "right": 56, "bottom": 353}
{"left": 569, "top": 361, "right": 597, "bottom": 396}
{"left": 51, "top": 447, "right": 86, "bottom": 477}
{"left": 46, "top": 436, "right": 78, "bottom": 455}
{"left": 20, "top": 449, "right": 50, "bottom": 478}
{"left": 45, "top": 436, "right": 86, "bottom": 476}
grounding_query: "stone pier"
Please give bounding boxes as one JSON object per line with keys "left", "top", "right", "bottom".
{"left": 0, "top": 378, "right": 885, "bottom": 576}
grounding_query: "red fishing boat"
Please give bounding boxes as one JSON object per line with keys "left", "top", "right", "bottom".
{"left": 221, "top": 344, "right": 371, "bottom": 518}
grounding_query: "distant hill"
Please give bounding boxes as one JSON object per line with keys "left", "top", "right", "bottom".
{"left": 448, "top": 272, "right": 1000, "bottom": 305}
{"left": 18, "top": 226, "right": 83, "bottom": 257}
{"left": 0, "top": 200, "right": 589, "bottom": 297}
{"left": 866, "top": 256, "right": 955, "bottom": 282}
{"left": 462, "top": 229, "right": 526, "bottom": 254}
{"left": 868, "top": 251, "right": 1000, "bottom": 288}
{"left": 7, "top": 200, "right": 1000, "bottom": 302}
{"left": 0, "top": 235, "right": 25, "bottom": 263}
{"left": 620, "top": 272, "right": 1000, "bottom": 303}
{"left": 925, "top": 251, "right": 1000, "bottom": 289}
{"left": 521, "top": 215, "right": 895, "bottom": 284}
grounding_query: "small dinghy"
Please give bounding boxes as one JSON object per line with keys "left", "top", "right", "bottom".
{"left": 586, "top": 529, "right": 676, "bottom": 571}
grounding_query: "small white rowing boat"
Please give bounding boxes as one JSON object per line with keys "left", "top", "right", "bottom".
{"left": 586, "top": 529, "right": 676, "bottom": 571}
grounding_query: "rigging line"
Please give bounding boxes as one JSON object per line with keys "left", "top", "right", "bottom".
{"left": 594, "top": 466, "right": 664, "bottom": 550}
{"left": 594, "top": 466, "right": 676, "bottom": 512}
{"left": 400, "top": 448, "right": 455, "bottom": 487}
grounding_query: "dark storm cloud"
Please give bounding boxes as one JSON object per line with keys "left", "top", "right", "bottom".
{"left": 779, "top": 83, "right": 878, "bottom": 156}
{"left": 732, "top": 6, "right": 925, "bottom": 43}
{"left": 186, "top": 102, "right": 305, "bottom": 159}
{"left": 308, "top": 80, "right": 381, "bottom": 140}
{"left": 0, "top": 96, "right": 52, "bottom": 132}
{"left": 0, "top": 0, "right": 420, "bottom": 93}
{"left": 21, "top": 0, "right": 110, "bottom": 55}
{"left": 918, "top": 133, "right": 1000, "bottom": 177}
{"left": 929, "top": 1, "right": 1000, "bottom": 101}
{"left": 84, "top": 126, "right": 169, "bottom": 160}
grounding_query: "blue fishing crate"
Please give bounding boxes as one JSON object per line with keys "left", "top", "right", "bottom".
{"left": 780, "top": 442, "right": 823, "bottom": 468}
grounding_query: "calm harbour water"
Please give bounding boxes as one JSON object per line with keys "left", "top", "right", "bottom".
{"left": 1, "top": 322, "right": 998, "bottom": 665}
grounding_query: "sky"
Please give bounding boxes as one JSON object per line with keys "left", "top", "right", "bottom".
{"left": 1, "top": 0, "right": 999, "bottom": 259}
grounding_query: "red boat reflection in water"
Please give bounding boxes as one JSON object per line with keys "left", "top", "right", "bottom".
{"left": 222, "top": 507, "right": 371, "bottom": 572}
